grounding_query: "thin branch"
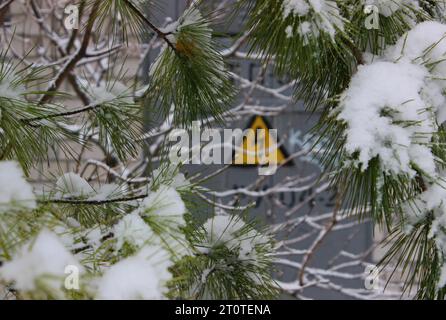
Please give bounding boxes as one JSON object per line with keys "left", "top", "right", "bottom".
{"left": 22, "top": 103, "right": 102, "bottom": 123}
{"left": 40, "top": 193, "right": 147, "bottom": 205}
{"left": 39, "top": 0, "right": 100, "bottom": 103}
{"left": 66, "top": 0, "right": 86, "bottom": 54}
{"left": 0, "top": 0, "right": 15, "bottom": 14}
{"left": 298, "top": 188, "right": 343, "bottom": 286}
{"left": 29, "top": 0, "right": 91, "bottom": 105}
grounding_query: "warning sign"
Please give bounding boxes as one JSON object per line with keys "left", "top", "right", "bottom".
{"left": 233, "top": 116, "right": 290, "bottom": 166}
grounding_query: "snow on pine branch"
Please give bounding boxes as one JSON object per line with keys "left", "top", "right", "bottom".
{"left": 336, "top": 59, "right": 438, "bottom": 177}
{"left": 175, "top": 213, "right": 278, "bottom": 299}
{"left": 114, "top": 212, "right": 156, "bottom": 251}
{"left": 55, "top": 172, "right": 126, "bottom": 201}
{"left": 282, "top": 0, "right": 345, "bottom": 40}
{"left": 363, "top": 0, "right": 420, "bottom": 17}
{"left": 336, "top": 21, "right": 446, "bottom": 179}
{"left": 0, "top": 160, "right": 190, "bottom": 299}
{"left": 96, "top": 245, "right": 172, "bottom": 299}
{"left": 333, "top": 21, "right": 446, "bottom": 292}
{"left": 0, "top": 161, "right": 36, "bottom": 213}
{"left": 402, "top": 174, "right": 446, "bottom": 289}
{"left": 197, "top": 214, "right": 272, "bottom": 263}
{"left": 0, "top": 156, "right": 278, "bottom": 299}
{"left": 144, "top": 6, "right": 234, "bottom": 127}
{"left": 0, "top": 230, "right": 84, "bottom": 295}
{"left": 0, "top": 64, "right": 27, "bottom": 100}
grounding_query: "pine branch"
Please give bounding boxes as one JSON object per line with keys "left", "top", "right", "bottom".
{"left": 22, "top": 103, "right": 102, "bottom": 123}
{"left": 40, "top": 193, "right": 148, "bottom": 205}
{"left": 344, "top": 38, "right": 365, "bottom": 65}
{"left": 122, "top": 0, "right": 176, "bottom": 51}
{"left": 143, "top": 7, "right": 235, "bottom": 126}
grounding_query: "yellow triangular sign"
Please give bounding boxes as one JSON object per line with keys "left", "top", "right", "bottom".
{"left": 233, "top": 116, "right": 289, "bottom": 166}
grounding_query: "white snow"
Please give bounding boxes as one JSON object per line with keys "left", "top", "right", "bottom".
{"left": 88, "top": 81, "right": 132, "bottom": 104}
{"left": 55, "top": 172, "right": 95, "bottom": 198}
{"left": 298, "top": 21, "right": 312, "bottom": 35}
{"left": 282, "top": 0, "right": 344, "bottom": 40}
{"left": 404, "top": 182, "right": 446, "bottom": 225}
{"left": 0, "top": 66, "right": 26, "bottom": 100}
{"left": 160, "top": 20, "right": 180, "bottom": 45}
{"left": 96, "top": 245, "right": 172, "bottom": 299}
{"left": 85, "top": 227, "right": 103, "bottom": 249}
{"left": 0, "top": 229, "right": 83, "bottom": 292}
{"left": 53, "top": 225, "right": 76, "bottom": 248}
{"left": 0, "top": 161, "right": 36, "bottom": 212}
{"left": 285, "top": 25, "right": 294, "bottom": 38}
{"left": 139, "top": 185, "right": 186, "bottom": 226}
{"left": 386, "top": 21, "right": 446, "bottom": 122}
{"left": 336, "top": 60, "right": 438, "bottom": 177}
{"left": 198, "top": 214, "right": 271, "bottom": 263}
{"left": 156, "top": 6, "right": 204, "bottom": 46}
{"left": 364, "top": 0, "right": 419, "bottom": 17}
{"left": 89, "top": 183, "right": 122, "bottom": 201}
{"left": 386, "top": 21, "right": 446, "bottom": 63}
{"left": 149, "top": 6, "right": 207, "bottom": 78}
{"left": 340, "top": 21, "right": 446, "bottom": 182}
{"left": 283, "top": 0, "right": 310, "bottom": 17}
{"left": 114, "top": 212, "right": 155, "bottom": 251}
{"left": 384, "top": 22, "right": 446, "bottom": 291}
{"left": 132, "top": 180, "right": 191, "bottom": 257}
{"left": 179, "top": 6, "right": 204, "bottom": 30}
{"left": 161, "top": 231, "right": 191, "bottom": 258}
{"left": 151, "top": 164, "right": 189, "bottom": 190}
{"left": 298, "top": 21, "right": 314, "bottom": 43}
